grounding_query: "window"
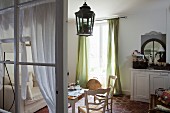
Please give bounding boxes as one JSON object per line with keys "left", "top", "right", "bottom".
{"left": 88, "top": 21, "right": 112, "bottom": 87}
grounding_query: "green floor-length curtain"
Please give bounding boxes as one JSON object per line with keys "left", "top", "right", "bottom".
{"left": 107, "top": 18, "right": 122, "bottom": 94}
{"left": 107, "top": 20, "right": 114, "bottom": 81}
{"left": 75, "top": 36, "right": 89, "bottom": 88}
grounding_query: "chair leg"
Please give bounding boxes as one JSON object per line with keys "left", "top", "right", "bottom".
{"left": 78, "top": 107, "right": 80, "bottom": 113}
{"left": 149, "top": 109, "right": 156, "bottom": 113}
{"left": 107, "top": 99, "right": 109, "bottom": 110}
{"left": 111, "top": 98, "right": 113, "bottom": 113}
{"left": 94, "top": 96, "right": 96, "bottom": 103}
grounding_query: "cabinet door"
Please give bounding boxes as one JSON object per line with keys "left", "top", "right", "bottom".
{"left": 150, "top": 72, "right": 169, "bottom": 94}
{"left": 134, "top": 72, "right": 149, "bottom": 101}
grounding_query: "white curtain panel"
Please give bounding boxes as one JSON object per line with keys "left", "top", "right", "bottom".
{"left": 21, "top": 43, "right": 29, "bottom": 99}
{"left": 20, "top": 10, "right": 29, "bottom": 100}
{"left": 0, "top": 14, "right": 4, "bottom": 89}
{"left": 0, "top": 44, "right": 4, "bottom": 90}
{"left": 0, "top": 10, "right": 29, "bottom": 99}
{"left": 22, "top": 3, "right": 56, "bottom": 113}
{"left": 0, "top": 10, "right": 13, "bottom": 90}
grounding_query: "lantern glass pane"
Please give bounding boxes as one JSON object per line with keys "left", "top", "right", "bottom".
{"left": 89, "top": 20, "right": 91, "bottom": 26}
{"left": 83, "top": 18, "right": 87, "bottom": 23}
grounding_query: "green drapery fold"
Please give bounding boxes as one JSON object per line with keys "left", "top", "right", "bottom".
{"left": 107, "top": 20, "right": 114, "bottom": 81}
{"left": 107, "top": 18, "right": 122, "bottom": 94}
{"left": 76, "top": 36, "right": 89, "bottom": 88}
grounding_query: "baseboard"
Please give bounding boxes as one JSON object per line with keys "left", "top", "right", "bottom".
{"left": 122, "top": 90, "right": 130, "bottom": 95}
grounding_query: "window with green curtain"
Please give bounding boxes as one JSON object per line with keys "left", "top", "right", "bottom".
{"left": 88, "top": 21, "right": 109, "bottom": 87}
{"left": 75, "top": 19, "right": 122, "bottom": 93}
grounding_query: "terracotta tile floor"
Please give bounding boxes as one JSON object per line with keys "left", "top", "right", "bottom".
{"left": 35, "top": 95, "right": 149, "bottom": 113}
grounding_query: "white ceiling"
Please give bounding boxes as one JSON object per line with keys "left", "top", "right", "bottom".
{"left": 68, "top": 0, "right": 170, "bottom": 19}
{"left": 0, "top": 0, "right": 169, "bottom": 20}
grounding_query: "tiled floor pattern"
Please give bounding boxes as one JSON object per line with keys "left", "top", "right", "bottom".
{"left": 35, "top": 95, "right": 149, "bottom": 113}
{"left": 111, "top": 96, "right": 149, "bottom": 113}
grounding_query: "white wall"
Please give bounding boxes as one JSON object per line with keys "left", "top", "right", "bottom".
{"left": 67, "top": 21, "right": 78, "bottom": 83}
{"left": 167, "top": 7, "right": 170, "bottom": 62}
{"left": 119, "top": 9, "right": 167, "bottom": 94}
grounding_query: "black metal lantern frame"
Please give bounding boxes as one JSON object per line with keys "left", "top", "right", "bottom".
{"left": 75, "top": 2, "right": 95, "bottom": 36}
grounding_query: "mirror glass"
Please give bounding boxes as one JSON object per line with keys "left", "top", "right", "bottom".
{"left": 144, "top": 41, "right": 163, "bottom": 62}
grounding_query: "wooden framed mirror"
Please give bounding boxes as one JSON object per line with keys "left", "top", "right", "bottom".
{"left": 141, "top": 31, "right": 166, "bottom": 63}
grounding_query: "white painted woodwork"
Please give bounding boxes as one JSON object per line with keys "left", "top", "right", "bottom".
{"left": 150, "top": 72, "right": 169, "bottom": 94}
{"left": 134, "top": 71, "right": 149, "bottom": 102}
{"left": 131, "top": 69, "right": 170, "bottom": 103}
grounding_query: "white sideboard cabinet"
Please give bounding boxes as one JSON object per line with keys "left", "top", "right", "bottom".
{"left": 130, "top": 69, "right": 170, "bottom": 103}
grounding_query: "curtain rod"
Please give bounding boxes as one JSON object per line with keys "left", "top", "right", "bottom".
{"left": 0, "top": 0, "right": 55, "bottom": 13}
{"left": 95, "top": 16, "right": 127, "bottom": 21}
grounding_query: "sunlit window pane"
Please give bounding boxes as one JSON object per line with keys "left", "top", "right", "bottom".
{"left": 89, "top": 25, "right": 99, "bottom": 74}
{"left": 88, "top": 22, "right": 109, "bottom": 87}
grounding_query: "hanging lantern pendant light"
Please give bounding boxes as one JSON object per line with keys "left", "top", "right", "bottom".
{"left": 75, "top": 2, "right": 95, "bottom": 36}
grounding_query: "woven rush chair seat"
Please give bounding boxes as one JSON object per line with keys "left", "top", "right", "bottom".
{"left": 78, "top": 105, "right": 104, "bottom": 113}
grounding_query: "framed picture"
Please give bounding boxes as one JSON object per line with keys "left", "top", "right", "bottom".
{"left": 25, "top": 41, "right": 31, "bottom": 46}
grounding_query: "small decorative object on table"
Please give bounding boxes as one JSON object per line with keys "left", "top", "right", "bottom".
{"left": 132, "top": 50, "right": 148, "bottom": 69}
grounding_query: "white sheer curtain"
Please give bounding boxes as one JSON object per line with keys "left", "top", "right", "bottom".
{"left": 0, "top": 10, "right": 29, "bottom": 100}
{"left": 0, "top": 15, "right": 4, "bottom": 89}
{"left": 20, "top": 11, "right": 29, "bottom": 100}
{"left": 0, "top": 44, "right": 4, "bottom": 90}
{"left": 22, "top": 3, "right": 56, "bottom": 113}
{"left": 0, "top": 11, "right": 14, "bottom": 90}
{"left": 21, "top": 42, "right": 29, "bottom": 99}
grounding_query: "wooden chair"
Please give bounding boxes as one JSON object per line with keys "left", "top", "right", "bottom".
{"left": 149, "top": 94, "right": 170, "bottom": 113}
{"left": 94, "top": 75, "right": 117, "bottom": 113}
{"left": 78, "top": 88, "right": 110, "bottom": 113}
{"left": 86, "top": 78, "right": 102, "bottom": 90}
